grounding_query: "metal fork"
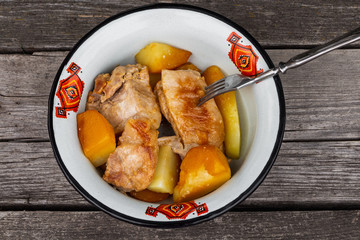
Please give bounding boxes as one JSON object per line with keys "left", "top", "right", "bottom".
{"left": 198, "top": 26, "right": 360, "bottom": 106}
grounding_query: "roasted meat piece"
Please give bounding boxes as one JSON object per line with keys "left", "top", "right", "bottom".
{"left": 103, "top": 118, "right": 159, "bottom": 192}
{"left": 86, "top": 64, "right": 161, "bottom": 134}
{"left": 155, "top": 69, "right": 225, "bottom": 156}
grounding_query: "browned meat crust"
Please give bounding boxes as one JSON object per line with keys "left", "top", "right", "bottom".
{"left": 155, "top": 70, "right": 224, "bottom": 156}
{"left": 103, "top": 118, "right": 159, "bottom": 192}
{"left": 86, "top": 64, "right": 161, "bottom": 134}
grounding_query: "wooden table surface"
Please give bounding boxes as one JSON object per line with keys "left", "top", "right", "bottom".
{"left": 1, "top": 1, "right": 359, "bottom": 239}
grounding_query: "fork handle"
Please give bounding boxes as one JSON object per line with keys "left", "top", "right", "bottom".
{"left": 278, "top": 27, "right": 360, "bottom": 73}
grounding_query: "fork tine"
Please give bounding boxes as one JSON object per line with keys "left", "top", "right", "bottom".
{"left": 203, "top": 83, "right": 226, "bottom": 97}
{"left": 199, "top": 77, "right": 231, "bottom": 106}
{"left": 198, "top": 87, "right": 234, "bottom": 106}
{"left": 197, "top": 94, "right": 215, "bottom": 107}
{"left": 205, "top": 77, "right": 225, "bottom": 90}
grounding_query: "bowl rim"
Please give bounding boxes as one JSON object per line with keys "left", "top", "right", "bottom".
{"left": 48, "top": 3, "right": 286, "bottom": 228}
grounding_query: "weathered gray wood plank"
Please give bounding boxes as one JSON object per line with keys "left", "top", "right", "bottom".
{"left": 0, "top": 141, "right": 359, "bottom": 208}
{"left": 247, "top": 140, "right": 360, "bottom": 209}
{"left": 0, "top": 52, "right": 66, "bottom": 141}
{"left": 1, "top": 0, "right": 360, "bottom": 52}
{"left": 0, "top": 210, "right": 359, "bottom": 239}
{"left": 0, "top": 50, "right": 359, "bottom": 141}
{"left": 0, "top": 141, "right": 89, "bottom": 208}
{"left": 267, "top": 49, "right": 360, "bottom": 141}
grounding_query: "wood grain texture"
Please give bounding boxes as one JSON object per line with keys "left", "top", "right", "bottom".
{"left": 0, "top": 141, "right": 359, "bottom": 208}
{"left": 0, "top": 50, "right": 359, "bottom": 141}
{"left": 0, "top": 141, "right": 89, "bottom": 208}
{"left": 0, "top": 52, "right": 66, "bottom": 141}
{"left": 247, "top": 141, "right": 360, "bottom": 209}
{"left": 1, "top": 0, "right": 360, "bottom": 237}
{"left": 1, "top": 0, "right": 360, "bottom": 53}
{"left": 268, "top": 49, "right": 360, "bottom": 141}
{"left": 0, "top": 210, "right": 359, "bottom": 239}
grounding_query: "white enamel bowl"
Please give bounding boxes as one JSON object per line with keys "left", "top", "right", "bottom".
{"left": 48, "top": 4, "right": 285, "bottom": 227}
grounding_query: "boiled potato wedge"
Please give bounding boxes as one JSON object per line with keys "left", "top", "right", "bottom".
{"left": 135, "top": 42, "right": 192, "bottom": 73}
{"left": 147, "top": 145, "right": 180, "bottom": 194}
{"left": 203, "top": 66, "right": 241, "bottom": 159}
{"left": 173, "top": 145, "right": 231, "bottom": 203}
{"left": 175, "top": 62, "right": 201, "bottom": 72}
{"left": 77, "top": 110, "right": 116, "bottom": 167}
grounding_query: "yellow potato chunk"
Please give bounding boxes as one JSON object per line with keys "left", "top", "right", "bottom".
{"left": 77, "top": 110, "right": 116, "bottom": 167}
{"left": 173, "top": 145, "right": 231, "bottom": 203}
{"left": 135, "top": 42, "right": 192, "bottom": 73}
{"left": 129, "top": 189, "right": 169, "bottom": 203}
{"left": 175, "top": 62, "right": 201, "bottom": 72}
{"left": 147, "top": 145, "right": 180, "bottom": 194}
{"left": 203, "top": 66, "right": 241, "bottom": 159}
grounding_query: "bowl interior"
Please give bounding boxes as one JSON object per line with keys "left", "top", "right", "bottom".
{"left": 49, "top": 5, "right": 284, "bottom": 226}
